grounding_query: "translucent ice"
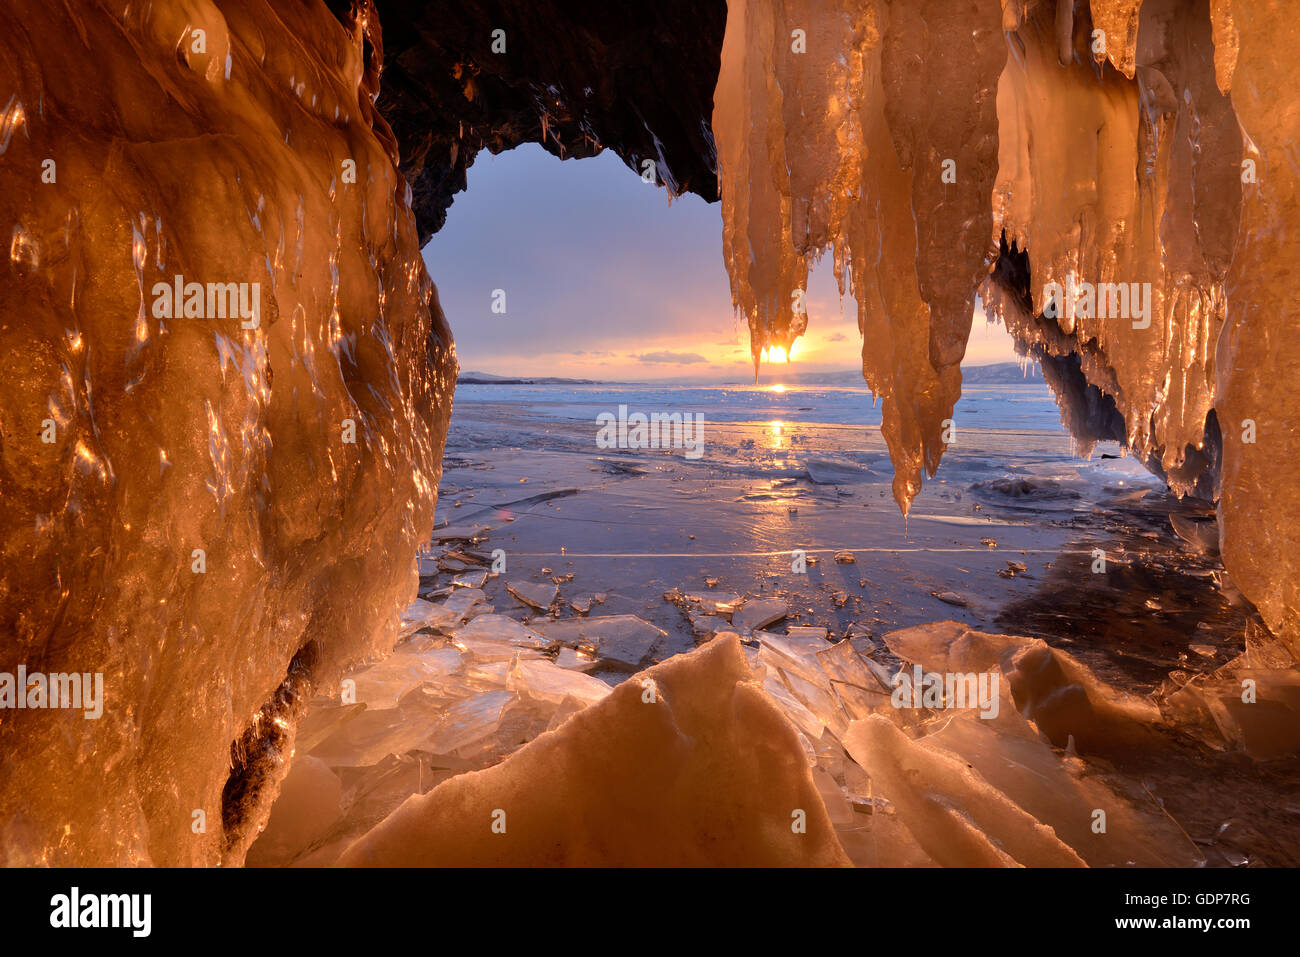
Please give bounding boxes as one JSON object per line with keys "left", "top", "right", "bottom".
{"left": 247, "top": 625, "right": 615, "bottom": 865}
{"left": 506, "top": 580, "right": 557, "bottom": 611}
{"left": 843, "top": 715, "right": 1087, "bottom": 868}
{"left": 731, "top": 597, "right": 789, "bottom": 634}
{"left": 753, "top": 619, "right": 1205, "bottom": 866}
{"left": 337, "top": 635, "right": 850, "bottom": 866}
{"left": 535, "top": 615, "right": 667, "bottom": 669}
{"left": 714, "top": 0, "right": 1005, "bottom": 511}
{"left": 712, "top": 0, "right": 1300, "bottom": 651}
{"left": 0, "top": 1, "right": 453, "bottom": 864}
{"left": 7, "top": 0, "right": 1299, "bottom": 870}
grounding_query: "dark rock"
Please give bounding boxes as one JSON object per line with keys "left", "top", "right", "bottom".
{"left": 361, "top": 0, "right": 727, "bottom": 244}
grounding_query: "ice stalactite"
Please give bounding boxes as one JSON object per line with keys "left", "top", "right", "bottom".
{"left": 713, "top": 0, "right": 813, "bottom": 368}
{"left": 0, "top": 0, "right": 453, "bottom": 864}
{"left": 714, "top": 0, "right": 1296, "bottom": 651}
{"left": 714, "top": 0, "right": 1006, "bottom": 513}
{"left": 987, "top": 0, "right": 1239, "bottom": 495}
{"left": 1084, "top": 0, "right": 1144, "bottom": 77}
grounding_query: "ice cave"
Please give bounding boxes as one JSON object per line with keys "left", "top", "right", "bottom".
{"left": 1, "top": 0, "right": 1298, "bottom": 871}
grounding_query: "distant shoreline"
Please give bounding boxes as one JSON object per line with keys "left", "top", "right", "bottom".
{"left": 457, "top": 360, "right": 1042, "bottom": 388}
{"left": 458, "top": 376, "right": 605, "bottom": 385}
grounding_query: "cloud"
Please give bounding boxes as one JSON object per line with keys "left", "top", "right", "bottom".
{"left": 636, "top": 350, "right": 708, "bottom": 364}
{"left": 826, "top": 332, "right": 848, "bottom": 342}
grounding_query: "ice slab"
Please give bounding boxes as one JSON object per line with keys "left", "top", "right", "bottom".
{"left": 507, "top": 657, "right": 612, "bottom": 707}
{"left": 733, "top": 599, "right": 788, "bottom": 634}
{"left": 440, "top": 589, "right": 489, "bottom": 623}
{"left": 452, "top": 614, "right": 551, "bottom": 650}
{"left": 843, "top": 716, "right": 1086, "bottom": 867}
{"left": 337, "top": 636, "right": 851, "bottom": 866}
{"left": 400, "top": 599, "right": 462, "bottom": 638}
{"left": 249, "top": 626, "right": 619, "bottom": 865}
{"left": 805, "top": 458, "right": 878, "bottom": 485}
{"left": 690, "top": 614, "right": 731, "bottom": 638}
{"left": 1166, "top": 668, "right": 1300, "bottom": 761}
{"left": 244, "top": 757, "right": 343, "bottom": 868}
{"left": 507, "top": 580, "right": 558, "bottom": 611}
{"left": 535, "top": 615, "right": 667, "bottom": 669}
{"left": 740, "top": 616, "right": 1209, "bottom": 866}
{"left": 554, "top": 647, "right": 599, "bottom": 672}
{"left": 349, "top": 645, "right": 467, "bottom": 709}
{"left": 885, "top": 621, "right": 1164, "bottom": 755}
{"left": 685, "top": 592, "right": 742, "bottom": 616}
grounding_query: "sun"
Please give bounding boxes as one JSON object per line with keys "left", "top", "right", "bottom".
{"left": 765, "top": 345, "right": 789, "bottom": 362}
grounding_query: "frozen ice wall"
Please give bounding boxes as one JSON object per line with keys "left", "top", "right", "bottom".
{"left": 714, "top": 0, "right": 1297, "bottom": 653}
{"left": 0, "top": 0, "right": 454, "bottom": 864}
{"left": 1212, "top": 1, "right": 1300, "bottom": 654}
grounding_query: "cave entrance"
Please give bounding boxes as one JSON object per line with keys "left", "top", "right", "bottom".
{"left": 409, "top": 143, "right": 1244, "bottom": 690}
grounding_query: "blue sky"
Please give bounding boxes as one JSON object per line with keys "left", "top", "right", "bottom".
{"left": 422, "top": 144, "right": 1019, "bottom": 380}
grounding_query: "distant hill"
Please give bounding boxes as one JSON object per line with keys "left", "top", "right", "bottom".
{"left": 458, "top": 370, "right": 605, "bottom": 385}
{"left": 460, "top": 361, "right": 1042, "bottom": 387}
{"left": 960, "top": 361, "right": 1043, "bottom": 383}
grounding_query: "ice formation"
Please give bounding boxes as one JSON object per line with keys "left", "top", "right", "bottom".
{"left": 258, "top": 592, "right": 1269, "bottom": 867}
{"left": 713, "top": 0, "right": 1299, "bottom": 654}
{"left": 3, "top": 0, "right": 1297, "bottom": 869}
{"left": 0, "top": 1, "right": 453, "bottom": 864}
{"left": 715, "top": 0, "right": 1006, "bottom": 510}
{"left": 335, "top": 634, "right": 850, "bottom": 867}
{"left": 751, "top": 619, "right": 1220, "bottom": 867}
{"left": 246, "top": 600, "right": 616, "bottom": 866}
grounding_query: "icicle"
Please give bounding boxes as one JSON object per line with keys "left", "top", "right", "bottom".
{"left": 712, "top": 0, "right": 1297, "bottom": 653}
{"left": 713, "top": 0, "right": 1004, "bottom": 513}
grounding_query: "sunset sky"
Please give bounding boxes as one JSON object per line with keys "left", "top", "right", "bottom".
{"left": 423, "top": 144, "right": 1020, "bottom": 381}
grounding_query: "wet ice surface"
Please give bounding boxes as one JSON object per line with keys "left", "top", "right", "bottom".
{"left": 255, "top": 381, "right": 1300, "bottom": 866}
{"left": 435, "top": 382, "right": 1254, "bottom": 686}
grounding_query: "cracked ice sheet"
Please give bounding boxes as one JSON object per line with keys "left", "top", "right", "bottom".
{"left": 438, "top": 391, "right": 1255, "bottom": 692}
{"left": 264, "top": 602, "right": 1297, "bottom": 866}
{"left": 315, "top": 616, "right": 1213, "bottom": 867}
